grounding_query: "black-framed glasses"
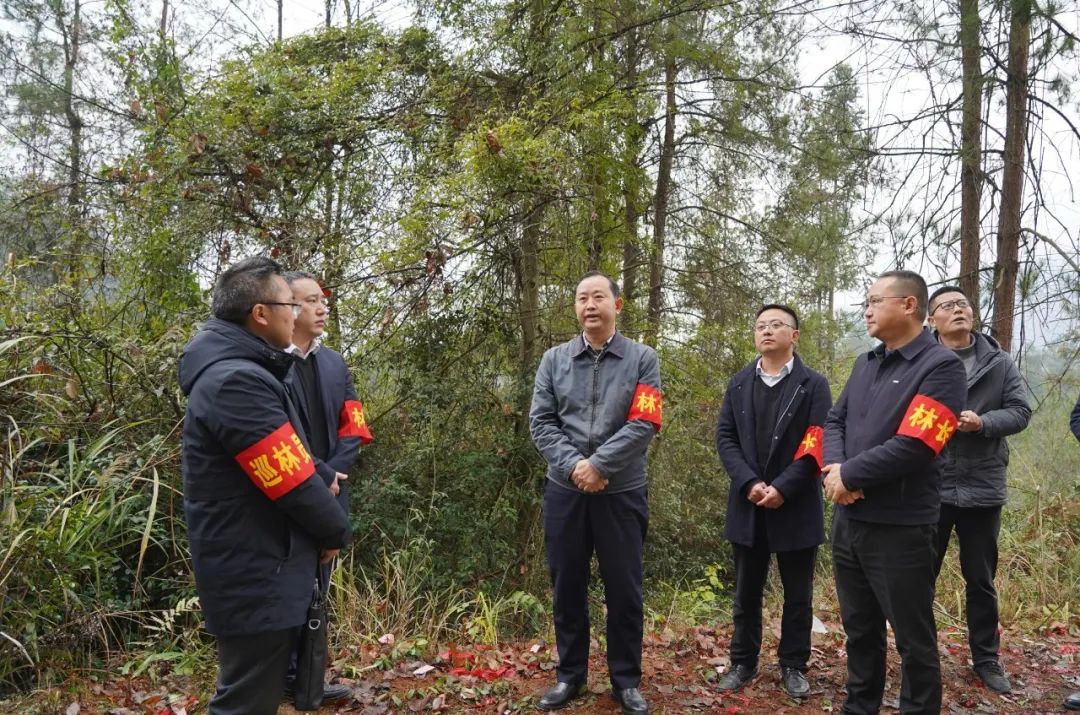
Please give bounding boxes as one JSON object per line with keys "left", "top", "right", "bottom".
{"left": 855, "top": 295, "right": 911, "bottom": 311}
{"left": 932, "top": 299, "right": 970, "bottom": 313}
{"left": 753, "top": 320, "right": 795, "bottom": 332}
{"left": 254, "top": 302, "right": 302, "bottom": 317}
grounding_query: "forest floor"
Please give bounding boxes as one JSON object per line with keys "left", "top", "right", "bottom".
{"left": 5, "top": 618, "right": 1078, "bottom": 714}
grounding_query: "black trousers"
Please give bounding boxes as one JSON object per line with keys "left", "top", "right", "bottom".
{"left": 832, "top": 517, "right": 940, "bottom": 715}
{"left": 544, "top": 483, "right": 648, "bottom": 689}
{"left": 933, "top": 503, "right": 1002, "bottom": 666}
{"left": 210, "top": 627, "right": 298, "bottom": 715}
{"left": 730, "top": 530, "right": 817, "bottom": 671}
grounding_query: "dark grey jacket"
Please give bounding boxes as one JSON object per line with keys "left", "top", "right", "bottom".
{"left": 935, "top": 331, "right": 1031, "bottom": 508}
{"left": 529, "top": 331, "right": 660, "bottom": 493}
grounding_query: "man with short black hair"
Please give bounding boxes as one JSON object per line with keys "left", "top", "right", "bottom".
{"left": 280, "top": 270, "right": 373, "bottom": 703}
{"left": 927, "top": 285, "right": 1030, "bottom": 694}
{"left": 823, "top": 269, "right": 966, "bottom": 715}
{"left": 715, "top": 304, "right": 832, "bottom": 698}
{"left": 530, "top": 271, "right": 661, "bottom": 715}
{"left": 179, "top": 256, "right": 352, "bottom": 715}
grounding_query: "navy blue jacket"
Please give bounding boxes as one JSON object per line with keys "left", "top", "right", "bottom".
{"left": 716, "top": 355, "right": 832, "bottom": 551}
{"left": 179, "top": 319, "right": 351, "bottom": 637}
{"left": 285, "top": 345, "right": 365, "bottom": 512}
{"left": 1071, "top": 392, "right": 1080, "bottom": 442}
{"left": 824, "top": 329, "right": 966, "bottom": 526}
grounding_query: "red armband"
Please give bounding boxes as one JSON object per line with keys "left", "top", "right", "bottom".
{"left": 627, "top": 383, "right": 662, "bottom": 430}
{"left": 896, "top": 394, "right": 958, "bottom": 455}
{"left": 234, "top": 422, "right": 315, "bottom": 500}
{"left": 338, "top": 399, "right": 374, "bottom": 444}
{"left": 793, "top": 425, "right": 824, "bottom": 470}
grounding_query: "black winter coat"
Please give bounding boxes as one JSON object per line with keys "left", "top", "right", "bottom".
{"left": 715, "top": 355, "right": 832, "bottom": 551}
{"left": 935, "top": 331, "right": 1030, "bottom": 508}
{"left": 179, "top": 319, "right": 351, "bottom": 637}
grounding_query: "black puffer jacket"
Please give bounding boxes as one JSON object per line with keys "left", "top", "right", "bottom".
{"left": 935, "top": 331, "right": 1031, "bottom": 508}
{"left": 179, "top": 319, "right": 350, "bottom": 637}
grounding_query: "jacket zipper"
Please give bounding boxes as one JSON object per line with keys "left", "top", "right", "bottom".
{"left": 763, "top": 382, "right": 803, "bottom": 476}
{"left": 588, "top": 351, "right": 602, "bottom": 454}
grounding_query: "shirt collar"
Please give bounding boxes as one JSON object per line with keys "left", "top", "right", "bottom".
{"left": 572, "top": 330, "right": 624, "bottom": 358}
{"left": 755, "top": 355, "right": 794, "bottom": 378}
{"left": 287, "top": 338, "right": 322, "bottom": 359}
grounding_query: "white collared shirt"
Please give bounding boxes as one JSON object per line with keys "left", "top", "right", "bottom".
{"left": 755, "top": 356, "right": 794, "bottom": 387}
{"left": 287, "top": 338, "right": 322, "bottom": 359}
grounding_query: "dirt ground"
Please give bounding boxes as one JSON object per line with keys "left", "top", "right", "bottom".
{"left": 6, "top": 620, "right": 1077, "bottom": 714}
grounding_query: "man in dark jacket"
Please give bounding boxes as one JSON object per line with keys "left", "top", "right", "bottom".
{"left": 823, "top": 270, "right": 966, "bottom": 715}
{"left": 927, "top": 285, "right": 1031, "bottom": 693}
{"left": 179, "top": 257, "right": 351, "bottom": 715}
{"left": 1068, "top": 392, "right": 1080, "bottom": 712}
{"left": 281, "top": 270, "right": 373, "bottom": 702}
{"left": 1072, "top": 392, "right": 1080, "bottom": 441}
{"left": 714, "top": 304, "right": 832, "bottom": 698}
{"left": 530, "top": 271, "right": 661, "bottom": 715}
{"left": 284, "top": 271, "right": 373, "bottom": 513}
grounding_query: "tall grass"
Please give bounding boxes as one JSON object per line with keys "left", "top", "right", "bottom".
{"left": 0, "top": 416, "right": 191, "bottom": 691}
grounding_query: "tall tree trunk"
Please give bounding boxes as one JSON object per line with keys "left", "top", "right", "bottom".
{"left": 620, "top": 29, "right": 643, "bottom": 332}
{"left": 958, "top": 0, "right": 983, "bottom": 318}
{"left": 991, "top": 0, "right": 1031, "bottom": 352}
{"left": 59, "top": 0, "right": 82, "bottom": 213}
{"left": 53, "top": 0, "right": 83, "bottom": 278}
{"left": 159, "top": 0, "right": 168, "bottom": 35}
{"left": 510, "top": 201, "right": 543, "bottom": 579}
{"left": 646, "top": 55, "right": 676, "bottom": 346}
{"left": 277, "top": 0, "right": 283, "bottom": 42}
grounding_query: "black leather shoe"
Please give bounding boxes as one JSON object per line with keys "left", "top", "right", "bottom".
{"left": 537, "top": 681, "right": 586, "bottom": 711}
{"left": 611, "top": 687, "right": 649, "bottom": 715}
{"left": 973, "top": 661, "right": 1012, "bottom": 694}
{"left": 780, "top": 666, "right": 810, "bottom": 698}
{"left": 1065, "top": 692, "right": 1080, "bottom": 711}
{"left": 282, "top": 681, "right": 353, "bottom": 704}
{"left": 716, "top": 664, "right": 757, "bottom": 692}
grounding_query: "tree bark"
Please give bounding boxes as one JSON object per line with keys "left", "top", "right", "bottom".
{"left": 991, "top": 0, "right": 1031, "bottom": 352}
{"left": 646, "top": 55, "right": 676, "bottom": 346}
{"left": 620, "top": 29, "right": 643, "bottom": 330}
{"left": 958, "top": 0, "right": 983, "bottom": 319}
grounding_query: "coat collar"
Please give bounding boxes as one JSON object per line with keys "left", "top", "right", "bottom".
{"left": 869, "top": 327, "right": 936, "bottom": 362}
{"left": 570, "top": 329, "right": 626, "bottom": 359}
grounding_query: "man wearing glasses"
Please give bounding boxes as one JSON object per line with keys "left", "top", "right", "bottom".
{"left": 714, "top": 305, "right": 832, "bottom": 698}
{"left": 823, "top": 270, "right": 966, "bottom": 715}
{"left": 179, "top": 256, "right": 351, "bottom": 714}
{"left": 280, "top": 271, "right": 373, "bottom": 703}
{"left": 926, "top": 285, "right": 1030, "bottom": 694}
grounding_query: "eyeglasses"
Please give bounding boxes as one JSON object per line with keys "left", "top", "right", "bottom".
{"left": 754, "top": 320, "right": 795, "bottom": 332}
{"left": 302, "top": 296, "right": 331, "bottom": 307}
{"left": 932, "top": 299, "right": 970, "bottom": 313}
{"left": 855, "top": 295, "right": 910, "bottom": 311}
{"left": 256, "top": 302, "right": 302, "bottom": 317}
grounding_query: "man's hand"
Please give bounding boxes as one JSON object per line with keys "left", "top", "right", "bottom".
{"left": 747, "top": 481, "right": 767, "bottom": 505}
{"left": 758, "top": 485, "right": 785, "bottom": 509}
{"left": 822, "top": 463, "right": 865, "bottom": 505}
{"left": 320, "top": 548, "right": 340, "bottom": 564}
{"left": 571, "top": 459, "right": 608, "bottom": 493}
{"left": 957, "top": 410, "right": 983, "bottom": 433}
{"left": 329, "top": 472, "right": 348, "bottom": 497}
